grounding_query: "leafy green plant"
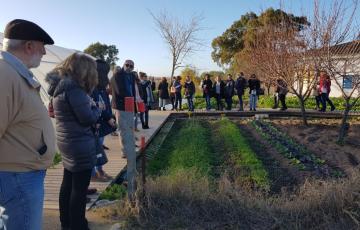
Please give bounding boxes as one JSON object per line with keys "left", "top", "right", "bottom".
{"left": 52, "top": 152, "right": 62, "bottom": 166}
{"left": 98, "top": 184, "right": 126, "bottom": 201}
{"left": 215, "top": 118, "right": 270, "bottom": 190}
{"left": 147, "top": 120, "right": 217, "bottom": 180}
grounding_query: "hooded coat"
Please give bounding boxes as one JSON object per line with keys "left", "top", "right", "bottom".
{"left": 45, "top": 72, "right": 101, "bottom": 172}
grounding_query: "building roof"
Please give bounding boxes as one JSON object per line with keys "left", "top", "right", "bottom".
{"left": 329, "top": 40, "right": 360, "bottom": 56}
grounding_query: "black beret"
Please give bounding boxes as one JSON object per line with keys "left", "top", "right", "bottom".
{"left": 4, "top": 19, "right": 54, "bottom": 45}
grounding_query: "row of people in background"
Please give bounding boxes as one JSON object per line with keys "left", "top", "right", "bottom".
{"left": 201, "top": 73, "right": 263, "bottom": 111}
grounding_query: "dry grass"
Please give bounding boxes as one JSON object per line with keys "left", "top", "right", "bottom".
{"left": 96, "top": 168, "right": 360, "bottom": 229}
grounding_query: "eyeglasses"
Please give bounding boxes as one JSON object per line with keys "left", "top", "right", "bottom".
{"left": 125, "top": 64, "right": 134, "bottom": 68}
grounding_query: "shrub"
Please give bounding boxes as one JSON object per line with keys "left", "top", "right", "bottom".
{"left": 52, "top": 152, "right": 62, "bottom": 166}
{"left": 98, "top": 184, "right": 127, "bottom": 201}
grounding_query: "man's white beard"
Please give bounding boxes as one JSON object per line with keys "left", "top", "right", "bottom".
{"left": 29, "top": 53, "right": 42, "bottom": 68}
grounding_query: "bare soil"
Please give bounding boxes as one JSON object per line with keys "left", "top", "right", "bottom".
{"left": 271, "top": 118, "right": 360, "bottom": 176}
{"left": 238, "top": 123, "right": 307, "bottom": 188}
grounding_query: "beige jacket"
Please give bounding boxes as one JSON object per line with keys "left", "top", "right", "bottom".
{"left": 0, "top": 55, "right": 55, "bottom": 172}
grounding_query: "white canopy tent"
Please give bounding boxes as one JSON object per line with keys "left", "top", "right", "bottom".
{"left": 0, "top": 32, "right": 76, "bottom": 103}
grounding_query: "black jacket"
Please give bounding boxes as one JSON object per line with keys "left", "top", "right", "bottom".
{"left": 235, "top": 76, "right": 247, "bottom": 95}
{"left": 158, "top": 81, "right": 169, "bottom": 99}
{"left": 212, "top": 81, "right": 225, "bottom": 98}
{"left": 224, "top": 79, "right": 235, "bottom": 98}
{"left": 46, "top": 73, "right": 101, "bottom": 172}
{"left": 110, "top": 68, "right": 136, "bottom": 111}
{"left": 184, "top": 81, "right": 195, "bottom": 97}
{"left": 248, "top": 78, "right": 261, "bottom": 95}
{"left": 202, "top": 79, "right": 213, "bottom": 97}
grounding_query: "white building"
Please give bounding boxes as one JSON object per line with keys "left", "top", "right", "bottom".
{"left": 327, "top": 40, "right": 360, "bottom": 98}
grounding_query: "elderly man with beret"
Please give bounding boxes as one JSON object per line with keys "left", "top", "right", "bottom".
{"left": 0, "top": 19, "right": 56, "bottom": 230}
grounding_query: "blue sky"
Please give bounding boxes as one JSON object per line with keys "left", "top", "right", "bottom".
{"left": 0, "top": 0, "right": 357, "bottom": 76}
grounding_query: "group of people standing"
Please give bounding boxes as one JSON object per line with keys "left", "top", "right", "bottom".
{"left": 157, "top": 75, "right": 196, "bottom": 111}
{"left": 0, "top": 19, "right": 155, "bottom": 230}
{"left": 200, "top": 72, "right": 264, "bottom": 111}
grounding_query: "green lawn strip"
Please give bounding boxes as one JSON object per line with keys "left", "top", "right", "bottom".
{"left": 147, "top": 120, "right": 216, "bottom": 179}
{"left": 215, "top": 118, "right": 270, "bottom": 190}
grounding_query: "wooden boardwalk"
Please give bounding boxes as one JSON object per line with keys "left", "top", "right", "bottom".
{"left": 44, "top": 111, "right": 170, "bottom": 210}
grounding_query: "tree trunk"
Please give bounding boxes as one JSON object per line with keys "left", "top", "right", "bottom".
{"left": 338, "top": 103, "right": 351, "bottom": 144}
{"left": 267, "top": 84, "right": 271, "bottom": 95}
{"left": 171, "top": 64, "right": 175, "bottom": 78}
{"left": 298, "top": 97, "right": 308, "bottom": 126}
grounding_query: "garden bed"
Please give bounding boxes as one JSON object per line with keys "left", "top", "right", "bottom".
{"left": 272, "top": 118, "right": 360, "bottom": 176}
{"left": 96, "top": 115, "right": 360, "bottom": 229}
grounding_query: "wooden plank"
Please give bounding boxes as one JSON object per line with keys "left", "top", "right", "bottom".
{"left": 43, "top": 111, "right": 169, "bottom": 210}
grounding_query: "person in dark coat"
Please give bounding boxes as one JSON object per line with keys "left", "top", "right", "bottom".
{"left": 184, "top": 76, "right": 196, "bottom": 111}
{"left": 110, "top": 60, "right": 138, "bottom": 158}
{"left": 158, "top": 77, "right": 169, "bottom": 110}
{"left": 224, "top": 74, "right": 235, "bottom": 110}
{"left": 202, "top": 74, "right": 213, "bottom": 110}
{"left": 276, "top": 78, "right": 288, "bottom": 111}
{"left": 174, "top": 76, "right": 182, "bottom": 110}
{"left": 235, "top": 72, "right": 247, "bottom": 111}
{"left": 248, "top": 74, "right": 261, "bottom": 111}
{"left": 213, "top": 75, "right": 225, "bottom": 110}
{"left": 139, "top": 72, "right": 154, "bottom": 129}
{"left": 319, "top": 71, "right": 335, "bottom": 112}
{"left": 46, "top": 53, "right": 101, "bottom": 230}
{"left": 90, "top": 59, "right": 116, "bottom": 182}
{"left": 150, "top": 77, "right": 156, "bottom": 91}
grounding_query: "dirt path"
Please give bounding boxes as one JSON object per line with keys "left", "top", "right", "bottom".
{"left": 43, "top": 209, "right": 114, "bottom": 230}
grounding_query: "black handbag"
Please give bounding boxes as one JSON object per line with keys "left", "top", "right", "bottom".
{"left": 99, "top": 120, "right": 117, "bottom": 137}
{"left": 95, "top": 131, "right": 108, "bottom": 166}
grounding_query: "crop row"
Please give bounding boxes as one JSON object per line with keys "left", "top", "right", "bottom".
{"left": 251, "top": 120, "right": 343, "bottom": 177}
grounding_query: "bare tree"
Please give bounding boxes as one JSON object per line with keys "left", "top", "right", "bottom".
{"left": 150, "top": 10, "right": 204, "bottom": 78}
{"left": 312, "top": 0, "right": 360, "bottom": 143}
{"left": 248, "top": 17, "right": 315, "bottom": 125}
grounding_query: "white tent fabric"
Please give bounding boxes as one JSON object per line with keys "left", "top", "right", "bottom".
{"left": 0, "top": 32, "right": 76, "bottom": 103}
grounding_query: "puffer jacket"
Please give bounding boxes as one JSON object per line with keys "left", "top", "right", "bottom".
{"left": 45, "top": 72, "right": 101, "bottom": 172}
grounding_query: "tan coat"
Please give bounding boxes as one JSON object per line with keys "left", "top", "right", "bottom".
{"left": 0, "top": 59, "right": 55, "bottom": 172}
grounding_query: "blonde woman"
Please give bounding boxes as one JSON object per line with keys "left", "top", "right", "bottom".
{"left": 45, "top": 53, "right": 101, "bottom": 230}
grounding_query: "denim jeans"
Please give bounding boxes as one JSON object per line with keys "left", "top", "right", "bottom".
{"left": 92, "top": 137, "right": 105, "bottom": 176}
{"left": 0, "top": 170, "right": 46, "bottom": 230}
{"left": 205, "top": 94, "right": 211, "bottom": 110}
{"left": 320, "top": 93, "right": 335, "bottom": 111}
{"left": 174, "top": 92, "right": 182, "bottom": 110}
{"left": 249, "top": 94, "right": 258, "bottom": 110}
{"left": 159, "top": 98, "right": 166, "bottom": 108}
{"left": 187, "top": 95, "right": 194, "bottom": 111}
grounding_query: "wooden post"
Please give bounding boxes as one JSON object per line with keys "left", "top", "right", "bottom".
{"left": 124, "top": 97, "right": 136, "bottom": 200}
{"left": 140, "top": 136, "right": 146, "bottom": 188}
